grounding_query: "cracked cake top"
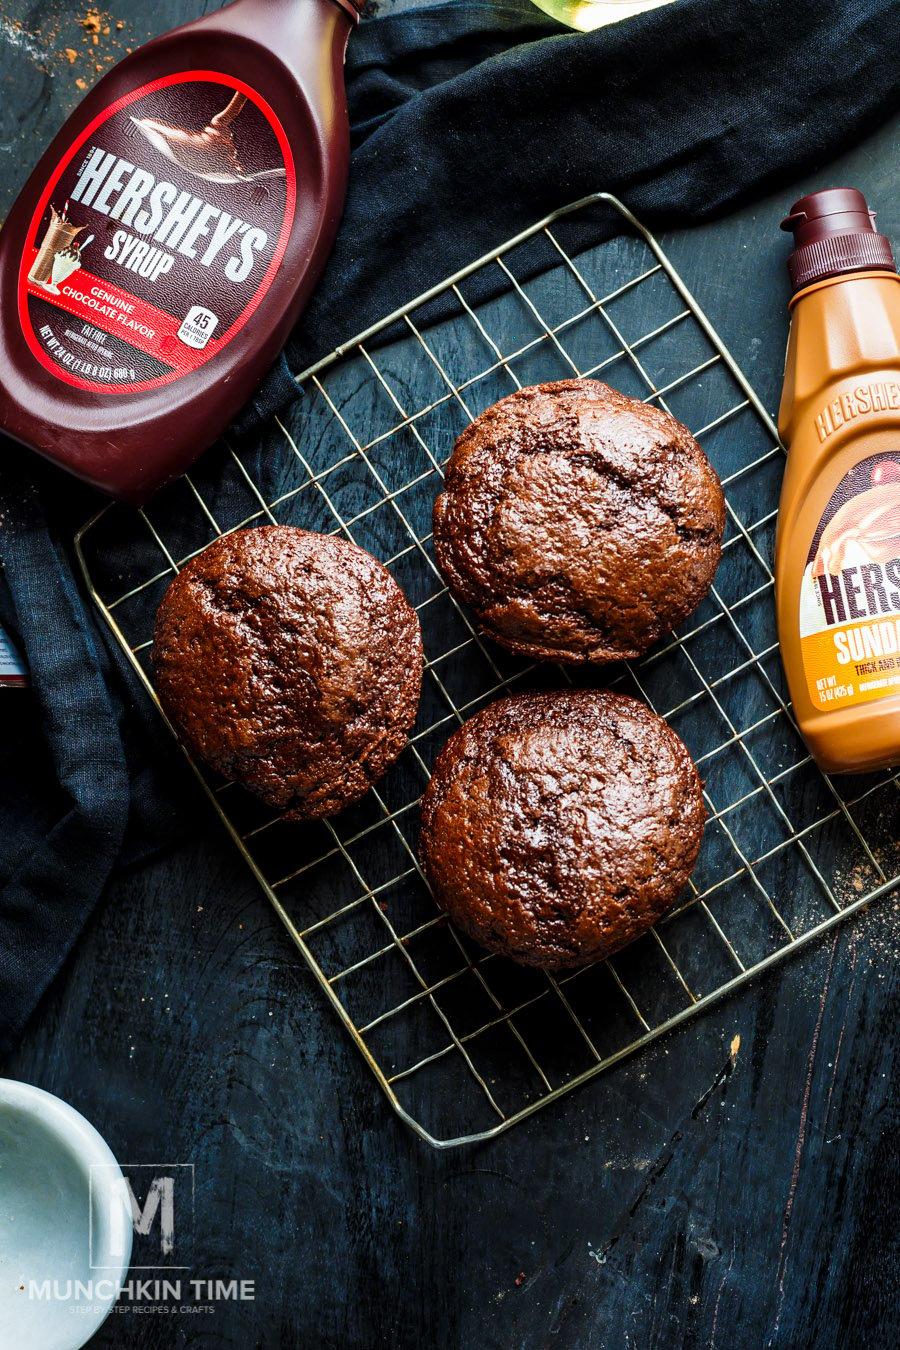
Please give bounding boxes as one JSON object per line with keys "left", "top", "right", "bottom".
{"left": 432, "top": 379, "right": 726, "bottom": 663}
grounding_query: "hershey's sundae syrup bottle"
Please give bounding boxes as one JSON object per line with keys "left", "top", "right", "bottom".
{"left": 0, "top": 0, "right": 362, "bottom": 504}
{"left": 777, "top": 188, "right": 900, "bottom": 773}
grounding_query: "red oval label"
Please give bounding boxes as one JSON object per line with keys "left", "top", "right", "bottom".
{"left": 19, "top": 72, "right": 296, "bottom": 393}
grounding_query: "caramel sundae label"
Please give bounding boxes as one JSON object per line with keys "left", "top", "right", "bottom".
{"left": 18, "top": 72, "right": 295, "bottom": 392}
{"left": 800, "top": 452, "right": 900, "bottom": 710}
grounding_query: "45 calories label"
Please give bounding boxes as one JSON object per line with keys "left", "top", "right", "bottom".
{"left": 800, "top": 453, "right": 900, "bottom": 710}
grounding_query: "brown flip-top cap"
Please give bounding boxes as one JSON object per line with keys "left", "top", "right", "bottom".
{"left": 781, "top": 187, "right": 896, "bottom": 294}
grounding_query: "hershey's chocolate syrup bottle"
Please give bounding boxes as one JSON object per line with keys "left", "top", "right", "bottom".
{"left": 0, "top": 0, "right": 362, "bottom": 504}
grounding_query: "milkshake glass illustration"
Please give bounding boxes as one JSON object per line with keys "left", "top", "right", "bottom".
{"left": 28, "top": 206, "right": 86, "bottom": 287}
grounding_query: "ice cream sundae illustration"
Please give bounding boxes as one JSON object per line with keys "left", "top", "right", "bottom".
{"left": 46, "top": 234, "right": 93, "bottom": 294}
{"left": 797, "top": 460, "right": 900, "bottom": 637}
{"left": 28, "top": 203, "right": 92, "bottom": 293}
{"left": 812, "top": 461, "right": 900, "bottom": 577}
{"left": 130, "top": 91, "right": 286, "bottom": 185}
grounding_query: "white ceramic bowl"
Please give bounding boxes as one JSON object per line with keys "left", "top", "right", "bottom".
{"left": 0, "top": 1080, "right": 132, "bottom": 1350}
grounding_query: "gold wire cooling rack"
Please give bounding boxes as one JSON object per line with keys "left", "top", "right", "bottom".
{"left": 75, "top": 193, "right": 900, "bottom": 1148}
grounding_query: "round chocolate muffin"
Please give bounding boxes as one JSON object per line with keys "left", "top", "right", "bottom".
{"left": 153, "top": 526, "right": 423, "bottom": 819}
{"left": 419, "top": 689, "right": 705, "bottom": 969}
{"left": 432, "top": 379, "right": 726, "bottom": 663}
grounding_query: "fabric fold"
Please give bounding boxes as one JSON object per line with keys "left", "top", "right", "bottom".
{"left": 0, "top": 457, "right": 129, "bottom": 1056}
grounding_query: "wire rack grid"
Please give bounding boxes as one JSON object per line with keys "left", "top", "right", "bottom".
{"left": 75, "top": 193, "right": 900, "bottom": 1148}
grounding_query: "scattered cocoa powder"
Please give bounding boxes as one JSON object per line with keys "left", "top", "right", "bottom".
{"left": 0, "top": 6, "right": 128, "bottom": 85}
{"left": 79, "top": 8, "right": 102, "bottom": 36}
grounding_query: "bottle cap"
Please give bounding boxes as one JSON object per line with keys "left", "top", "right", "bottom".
{"left": 780, "top": 187, "right": 896, "bottom": 293}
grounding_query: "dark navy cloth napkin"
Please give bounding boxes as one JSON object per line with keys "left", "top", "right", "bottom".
{"left": 3, "top": 0, "right": 900, "bottom": 1057}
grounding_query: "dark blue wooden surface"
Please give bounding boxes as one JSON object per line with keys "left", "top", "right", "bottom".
{"left": 4, "top": 3, "right": 900, "bottom": 1347}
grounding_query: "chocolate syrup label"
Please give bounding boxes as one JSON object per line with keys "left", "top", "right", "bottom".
{"left": 0, "top": 624, "right": 28, "bottom": 687}
{"left": 18, "top": 72, "right": 295, "bottom": 392}
{"left": 800, "top": 452, "right": 900, "bottom": 710}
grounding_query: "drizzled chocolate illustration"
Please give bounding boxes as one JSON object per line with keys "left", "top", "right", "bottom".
{"left": 812, "top": 462, "right": 900, "bottom": 577}
{"left": 130, "top": 91, "right": 287, "bottom": 186}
